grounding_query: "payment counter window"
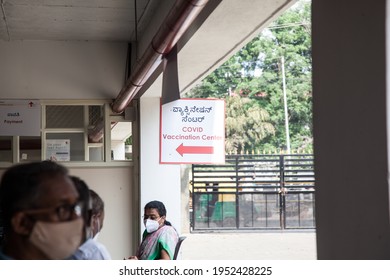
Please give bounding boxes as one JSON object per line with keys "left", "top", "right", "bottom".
{"left": 0, "top": 102, "right": 134, "bottom": 164}
{"left": 0, "top": 136, "right": 12, "bottom": 163}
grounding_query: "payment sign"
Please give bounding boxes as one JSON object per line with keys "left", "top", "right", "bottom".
{"left": 160, "top": 98, "right": 225, "bottom": 164}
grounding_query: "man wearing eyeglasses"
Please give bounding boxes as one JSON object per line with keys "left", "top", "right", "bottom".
{"left": 0, "top": 161, "right": 84, "bottom": 260}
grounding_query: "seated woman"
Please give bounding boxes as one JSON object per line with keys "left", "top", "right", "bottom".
{"left": 129, "top": 200, "right": 178, "bottom": 260}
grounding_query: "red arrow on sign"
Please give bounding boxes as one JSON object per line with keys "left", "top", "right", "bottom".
{"left": 176, "top": 143, "right": 214, "bottom": 157}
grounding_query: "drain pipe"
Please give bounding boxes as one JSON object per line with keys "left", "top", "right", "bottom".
{"left": 111, "top": 0, "right": 209, "bottom": 113}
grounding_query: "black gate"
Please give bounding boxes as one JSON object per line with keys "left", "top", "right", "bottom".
{"left": 190, "top": 154, "right": 315, "bottom": 231}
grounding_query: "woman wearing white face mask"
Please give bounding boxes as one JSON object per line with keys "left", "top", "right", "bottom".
{"left": 127, "top": 200, "right": 178, "bottom": 260}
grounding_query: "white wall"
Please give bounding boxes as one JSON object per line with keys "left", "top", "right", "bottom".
{"left": 111, "top": 141, "right": 126, "bottom": 160}
{"left": 70, "top": 167, "right": 133, "bottom": 260}
{"left": 140, "top": 97, "right": 182, "bottom": 237}
{"left": 0, "top": 40, "right": 134, "bottom": 259}
{"left": 0, "top": 41, "right": 127, "bottom": 100}
{"left": 0, "top": 165, "right": 134, "bottom": 260}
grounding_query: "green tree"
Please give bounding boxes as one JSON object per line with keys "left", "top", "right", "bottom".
{"left": 186, "top": 57, "right": 243, "bottom": 99}
{"left": 185, "top": 0, "right": 312, "bottom": 153}
{"left": 225, "top": 96, "right": 275, "bottom": 154}
{"left": 251, "top": 0, "right": 312, "bottom": 151}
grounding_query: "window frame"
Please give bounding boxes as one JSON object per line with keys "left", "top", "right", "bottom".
{"left": 0, "top": 100, "right": 133, "bottom": 168}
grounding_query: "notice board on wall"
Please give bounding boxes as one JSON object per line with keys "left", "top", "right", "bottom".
{"left": 0, "top": 99, "right": 41, "bottom": 136}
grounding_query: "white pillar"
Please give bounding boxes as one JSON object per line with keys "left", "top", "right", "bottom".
{"left": 140, "top": 96, "right": 182, "bottom": 236}
{"left": 313, "top": 0, "right": 390, "bottom": 258}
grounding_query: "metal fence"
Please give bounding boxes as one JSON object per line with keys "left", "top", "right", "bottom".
{"left": 190, "top": 154, "right": 315, "bottom": 231}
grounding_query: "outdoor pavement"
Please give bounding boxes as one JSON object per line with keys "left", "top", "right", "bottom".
{"left": 179, "top": 230, "right": 317, "bottom": 260}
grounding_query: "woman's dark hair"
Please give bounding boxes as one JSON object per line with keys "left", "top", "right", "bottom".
{"left": 89, "top": 189, "right": 104, "bottom": 216}
{"left": 70, "top": 176, "right": 91, "bottom": 224}
{"left": 144, "top": 200, "right": 172, "bottom": 226}
{"left": 0, "top": 161, "right": 69, "bottom": 231}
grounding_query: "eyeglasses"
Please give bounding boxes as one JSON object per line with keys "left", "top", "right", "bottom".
{"left": 23, "top": 201, "right": 83, "bottom": 222}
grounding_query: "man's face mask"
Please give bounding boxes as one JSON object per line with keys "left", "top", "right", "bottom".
{"left": 144, "top": 218, "right": 161, "bottom": 233}
{"left": 29, "top": 218, "right": 83, "bottom": 259}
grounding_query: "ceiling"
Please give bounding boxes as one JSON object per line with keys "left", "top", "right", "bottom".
{"left": 0, "top": 0, "right": 159, "bottom": 42}
{"left": 0, "top": 0, "right": 296, "bottom": 100}
{"left": 0, "top": 0, "right": 296, "bottom": 142}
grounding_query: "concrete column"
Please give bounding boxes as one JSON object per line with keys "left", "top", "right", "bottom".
{"left": 312, "top": 0, "right": 390, "bottom": 258}
{"left": 140, "top": 96, "right": 182, "bottom": 236}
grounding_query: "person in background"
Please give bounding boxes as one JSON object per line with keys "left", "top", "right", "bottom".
{"left": 71, "top": 176, "right": 92, "bottom": 244}
{"left": 0, "top": 161, "right": 83, "bottom": 260}
{"left": 71, "top": 186, "right": 111, "bottom": 260}
{"left": 128, "top": 200, "right": 178, "bottom": 260}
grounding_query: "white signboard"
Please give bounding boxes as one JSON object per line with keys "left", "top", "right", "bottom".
{"left": 0, "top": 99, "right": 41, "bottom": 136}
{"left": 160, "top": 98, "right": 225, "bottom": 164}
{"left": 46, "top": 139, "right": 70, "bottom": 161}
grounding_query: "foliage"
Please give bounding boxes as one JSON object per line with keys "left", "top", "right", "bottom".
{"left": 185, "top": 0, "right": 312, "bottom": 153}
{"left": 125, "top": 135, "right": 133, "bottom": 145}
{"left": 225, "top": 96, "right": 275, "bottom": 154}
